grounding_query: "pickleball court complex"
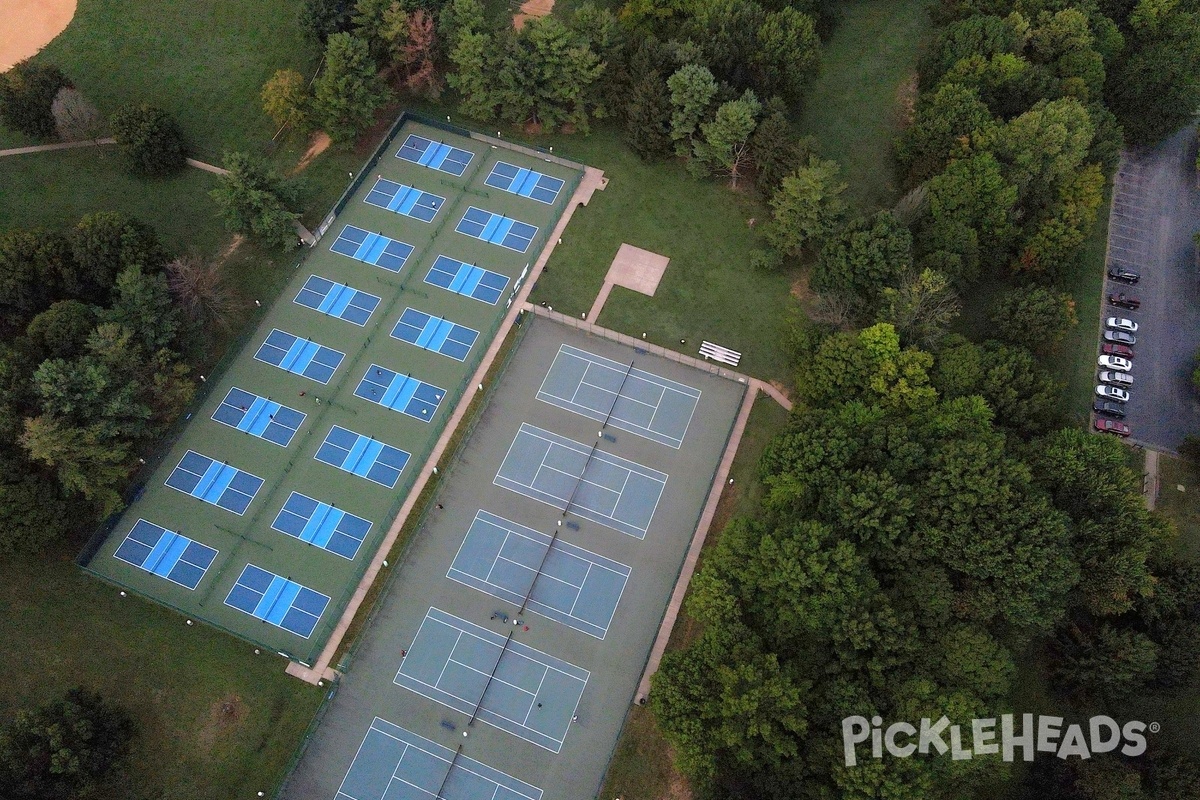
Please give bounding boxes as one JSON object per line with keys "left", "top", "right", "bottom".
{"left": 280, "top": 316, "right": 746, "bottom": 800}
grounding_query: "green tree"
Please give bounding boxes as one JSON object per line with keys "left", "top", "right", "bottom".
{"left": 978, "top": 97, "right": 1095, "bottom": 204}
{"left": 752, "top": 7, "right": 821, "bottom": 105}
{"left": 300, "top": 0, "right": 353, "bottom": 44}
{"left": 692, "top": 90, "right": 761, "bottom": 186}
{"left": 20, "top": 416, "right": 130, "bottom": 514}
{"left": 261, "top": 68, "right": 311, "bottom": 131}
{"left": 920, "top": 151, "right": 1018, "bottom": 280}
{"left": 210, "top": 151, "right": 303, "bottom": 250}
{"left": 104, "top": 266, "right": 180, "bottom": 353}
{"left": 811, "top": 211, "right": 913, "bottom": 314}
{"left": 0, "top": 60, "right": 70, "bottom": 139}
{"left": 623, "top": 71, "right": 673, "bottom": 159}
{"left": 311, "top": 33, "right": 391, "bottom": 143}
{"left": 877, "top": 268, "right": 961, "bottom": 349}
{"left": 933, "top": 338, "right": 1064, "bottom": 438}
{"left": 24, "top": 300, "right": 98, "bottom": 361}
{"left": 1015, "top": 162, "right": 1105, "bottom": 277}
{"left": 666, "top": 63, "right": 718, "bottom": 156}
{"left": 65, "top": 212, "right": 168, "bottom": 303}
{"left": 0, "top": 473, "right": 71, "bottom": 556}
{"left": 749, "top": 107, "right": 809, "bottom": 196}
{"left": 352, "top": 0, "right": 396, "bottom": 64}
{"left": 990, "top": 285, "right": 1077, "bottom": 352}
{"left": 109, "top": 103, "right": 187, "bottom": 176}
{"left": 765, "top": 156, "right": 848, "bottom": 257}
{"left": 447, "top": 31, "right": 497, "bottom": 120}
{"left": 895, "top": 82, "right": 995, "bottom": 186}
{"left": 0, "top": 228, "right": 70, "bottom": 318}
{"left": 0, "top": 688, "right": 134, "bottom": 800}
{"left": 492, "top": 17, "right": 605, "bottom": 131}
{"left": 1054, "top": 624, "right": 1158, "bottom": 702}
{"left": 438, "top": 0, "right": 486, "bottom": 49}
{"left": 918, "top": 14, "right": 1023, "bottom": 90}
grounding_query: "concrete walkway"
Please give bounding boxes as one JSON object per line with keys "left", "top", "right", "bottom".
{"left": 286, "top": 165, "right": 609, "bottom": 685}
{"left": 1145, "top": 448, "right": 1161, "bottom": 510}
{"left": 0, "top": 137, "right": 115, "bottom": 156}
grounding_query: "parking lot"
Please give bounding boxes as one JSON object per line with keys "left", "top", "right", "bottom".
{"left": 1097, "top": 125, "right": 1200, "bottom": 452}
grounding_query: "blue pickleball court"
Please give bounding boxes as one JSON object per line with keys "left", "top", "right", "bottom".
{"left": 395, "top": 134, "right": 474, "bottom": 176}
{"left": 164, "top": 451, "right": 264, "bottom": 515}
{"left": 364, "top": 179, "right": 444, "bottom": 222}
{"left": 254, "top": 330, "right": 344, "bottom": 385}
{"left": 391, "top": 307, "right": 479, "bottom": 361}
{"left": 271, "top": 492, "right": 372, "bottom": 560}
{"left": 354, "top": 365, "right": 445, "bottom": 422}
{"left": 485, "top": 162, "right": 565, "bottom": 204}
{"left": 295, "top": 276, "right": 380, "bottom": 326}
{"left": 424, "top": 255, "right": 509, "bottom": 304}
{"left": 329, "top": 225, "right": 415, "bottom": 272}
{"left": 224, "top": 564, "right": 330, "bottom": 638}
{"left": 314, "top": 425, "right": 410, "bottom": 488}
{"left": 211, "top": 387, "right": 305, "bottom": 447}
{"left": 113, "top": 520, "right": 217, "bottom": 590}
{"left": 455, "top": 207, "right": 538, "bottom": 253}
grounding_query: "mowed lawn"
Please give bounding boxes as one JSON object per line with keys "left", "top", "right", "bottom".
{"left": 800, "top": 0, "right": 929, "bottom": 212}
{"left": 0, "top": 541, "right": 325, "bottom": 800}
{"left": 527, "top": 127, "right": 796, "bottom": 385}
{"left": 36, "top": 0, "right": 317, "bottom": 160}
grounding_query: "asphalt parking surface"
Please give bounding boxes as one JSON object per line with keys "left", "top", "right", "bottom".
{"left": 1103, "top": 126, "right": 1200, "bottom": 451}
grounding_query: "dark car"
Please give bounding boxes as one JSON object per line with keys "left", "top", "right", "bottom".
{"left": 1102, "top": 343, "right": 1135, "bottom": 358}
{"left": 1094, "top": 400, "right": 1126, "bottom": 418}
{"left": 1104, "top": 329, "right": 1137, "bottom": 345}
{"left": 1108, "top": 266, "right": 1140, "bottom": 284}
{"left": 1108, "top": 293, "right": 1141, "bottom": 310}
{"left": 1095, "top": 418, "right": 1131, "bottom": 437}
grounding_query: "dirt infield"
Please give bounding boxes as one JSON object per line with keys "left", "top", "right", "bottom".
{"left": 0, "top": 0, "right": 77, "bottom": 71}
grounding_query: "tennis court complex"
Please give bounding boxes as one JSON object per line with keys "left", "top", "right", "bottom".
{"left": 79, "top": 117, "right": 583, "bottom": 664}
{"left": 280, "top": 316, "right": 746, "bottom": 800}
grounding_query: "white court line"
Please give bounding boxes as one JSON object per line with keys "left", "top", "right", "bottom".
{"left": 566, "top": 563, "right": 593, "bottom": 617}
{"left": 434, "top": 630, "right": 465, "bottom": 687}
{"left": 446, "top": 656, "right": 534, "bottom": 697}
{"left": 522, "top": 667, "right": 551, "bottom": 725}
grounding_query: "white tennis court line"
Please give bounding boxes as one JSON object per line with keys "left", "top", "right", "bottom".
{"left": 335, "top": 717, "right": 542, "bottom": 800}
{"left": 535, "top": 344, "right": 701, "bottom": 448}
{"left": 394, "top": 608, "right": 589, "bottom": 750}
{"left": 446, "top": 511, "right": 630, "bottom": 638}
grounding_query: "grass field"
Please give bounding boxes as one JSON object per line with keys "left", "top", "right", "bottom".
{"left": 598, "top": 394, "right": 791, "bottom": 800}
{"left": 37, "top": 0, "right": 317, "bottom": 161}
{"left": 799, "top": 0, "right": 930, "bottom": 212}
{"left": 524, "top": 126, "right": 796, "bottom": 385}
{"left": 0, "top": 539, "right": 324, "bottom": 800}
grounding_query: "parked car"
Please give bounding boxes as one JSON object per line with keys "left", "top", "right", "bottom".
{"left": 1106, "top": 317, "right": 1140, "bottom": 333}
{"left": 1102, "top": 343, "right": 1135, "bottom": 358}
{"left": 1108, "top": 293, "right": 1141, "bottom": 310}
{"left": 1099, "top": 370, "right": 1134, "bottom": 387}
{"left": 1108, "top": 266, "right": 1140, "bottom": 284}
{"left": 1104, "top": 330, "right": 1137, "bottom": 345}
{"left": 1095, "top": 418, "right": 1132, "bottom": 436}
{"left": 1094, "top": 400, "right": 1126, "bottom": 418}
{"left": 1098, "top": 355, "right": 1132, "bottom": 371}
{"left": 1096, "top": 385, "right": 1130, "bottom": 402}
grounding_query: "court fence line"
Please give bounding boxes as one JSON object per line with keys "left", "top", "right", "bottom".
{"left": 522, "top": 303, "right": 755, "bottom": 387}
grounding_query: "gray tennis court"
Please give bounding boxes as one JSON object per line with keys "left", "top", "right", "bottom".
{"left": 494, "top": 423, "right": 666, "bottom": 539}
{"left": 394, "top": 608, "right": 588, "bottom": 752}
{"left": 337, "top": 717, "right": 542, "bottom": 800}
{"left": 447, "top": 511, "right": 630, "bottom": 639}
{"left": 536, "top": 344, "right": 701, "bottom": 449}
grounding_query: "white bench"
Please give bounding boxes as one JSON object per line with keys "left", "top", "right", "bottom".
{"left": 699, "top": 341, "right": 741, "bottom": 367}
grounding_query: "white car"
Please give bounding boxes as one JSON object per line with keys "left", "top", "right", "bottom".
{"left": 1106, "top": 317, "right": 1139, "bottom": 333}
{"left": 1096, "top": 385, "right": 1130, "bottom": 402}
{"left": 1098, "top": 355, "right": 1132, "bottom": 372}
{"left": 1099, "top": 370, "right": 1134, "bottom": 387}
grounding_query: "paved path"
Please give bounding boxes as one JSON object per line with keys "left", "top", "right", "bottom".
{"left": 1145, "top": 448, "right": 1160, "bottom": 510}
{"left": 0, "top": 137, "right": 114, "bottom": 156}
{"left": 586, "top": 280, "right": 614, "bottom": 322}
{"left": 286, "top": 165, "right": 608, "bottom": 685}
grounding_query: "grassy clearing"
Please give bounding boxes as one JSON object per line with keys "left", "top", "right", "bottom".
{"left": 799, "top": 0, "right": 930, "bottom": 212}
{"left": 37, "top": 0, "right": 318, "bottom": 160}
{"left": 524, "top": 126, "right": 797, "bottom": 385}
{"left": 1156, "top": 455, "right": 1200, "bottom": 560}
{"left": 0, "top": 539, "right": 325, "bottom": 800}
{"left": 598, "top": 393, "right": 791, "bottom": 800}
{"left": 0, "top": 147, "right": 227, "bottom": 254}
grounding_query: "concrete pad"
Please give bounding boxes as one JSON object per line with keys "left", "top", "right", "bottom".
{"left": 607, "top": 244, "right": 669, "bottom": 297}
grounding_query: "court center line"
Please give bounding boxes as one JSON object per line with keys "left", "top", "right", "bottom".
{"left": 433, "top": 630, "right": 466, "bottom": 687}
{"left": 566, "top": 563, "right": 593, "bottom": 617}
{"left": 522, "top": 666, "right": 551, "bottom": 726}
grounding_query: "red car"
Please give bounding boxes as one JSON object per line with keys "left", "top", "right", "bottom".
{"left": 1108, "top": 293, "right": 1141, "bottom": 310}
{"left": 1095, "top": 418, "right": 1131, "bottom": 437}
{"left": 1102, "top": 343, "right": 1134, "bottom": 359}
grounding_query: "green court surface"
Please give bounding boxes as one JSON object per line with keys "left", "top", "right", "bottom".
{"left": 80, "top": 118, "right": 583, "bottom": 663}
{"left": 278, "top": 316, "right": 746, "bottom": 800}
